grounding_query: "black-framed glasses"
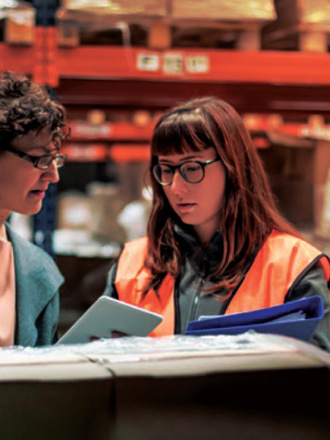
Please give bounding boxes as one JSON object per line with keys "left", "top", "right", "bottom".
{"left": 151, "top": 157, "right": 221, "bottom": 186}
{"left": 3, "top": 145, "right": 67, "bottom": 170}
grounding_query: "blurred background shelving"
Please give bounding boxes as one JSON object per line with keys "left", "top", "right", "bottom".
{"left": 1, "top": 0, "right": 330, "bottom": 332}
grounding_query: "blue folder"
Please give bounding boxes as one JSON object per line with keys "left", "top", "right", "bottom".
{"left": 185, "top": 296, "right": 324, "bottom": 342}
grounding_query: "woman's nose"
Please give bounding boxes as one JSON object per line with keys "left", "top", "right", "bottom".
{"left": 42, "top": 161, "right": 60, "bottom": 183}
{"left": 170, "top": 170, "right": 187, "bottom": 194}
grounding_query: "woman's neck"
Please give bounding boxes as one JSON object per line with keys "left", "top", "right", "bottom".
{"left": 0, "top": 224, "right": 7, "bottom": 241}
{"left": 0, "top": 209, "right": 10, "bottom": 240}
{"left": 193, "top": 222, "right": 219, "bottom": 248}
{"left": 0, "top": 209, "right": 10, "bottom": 228}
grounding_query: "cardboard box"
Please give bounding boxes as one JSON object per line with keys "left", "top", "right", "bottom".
{"left": 1, "top": 335, "right": 330, "bottom": 440}
{"left": 57, "top": 19, "right": 80, "bottom": 47}
{"left": 258, "top": 133, "right": 330, "bottom": 230}
{"left": 57, "top": 192, "right": 93, "bottom": 230}
{"left": 271, "top": 0, "right": 330, "bottom": 27}
{"left": 87, "top": 182, "right": 127, "bottom": 242}
{"left": 262, "top": 0, "right": 330, "bottom": 52}
{"left": 5, "top": 8, "right": 35, "bottom": 45}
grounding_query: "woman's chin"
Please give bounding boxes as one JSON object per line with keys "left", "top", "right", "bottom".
{"left": 16, "top": 204, "right": 43, "bottom": 217}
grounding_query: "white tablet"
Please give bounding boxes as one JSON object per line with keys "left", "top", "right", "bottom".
{"left": 56, "top": 296, "right": 163, "bottom": 345}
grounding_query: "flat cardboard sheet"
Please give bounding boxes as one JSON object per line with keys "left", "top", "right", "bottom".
{"left": 1, "top": 333, "right": 330, "bottom": 381}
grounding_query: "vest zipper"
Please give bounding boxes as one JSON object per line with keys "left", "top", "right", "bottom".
{"left": 189, "top": 255, "right": 207, "bottom": 323}
{"left": 189, "top": 277, "right": 205, "bottom": 322}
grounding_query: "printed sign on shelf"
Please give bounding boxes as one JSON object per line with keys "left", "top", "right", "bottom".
{"left": 163, "top": 52, "right": 183, "bottom": 74}
{"left": 301, "top": 126, "right": 330, "bottom": 141}
{"left": 136, "top": 51, "right": 210, "bottom": 76}
{"left": 70, "top": 122, "right": 111, "bottom": 138}
{"left": 185, "top": 55, "right": 209, "bottom": 73}
{"left": 137, "top": 53, "right": 160, "bottom": 72}
{"left": 63, "top": 144, "right": 107, "bottom": 162}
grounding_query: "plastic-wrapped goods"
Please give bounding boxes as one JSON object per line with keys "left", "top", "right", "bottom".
{"left": 171, "top": 0, "right": 276, "bottom": 22}
{"left": 60, "top": 0, "right": 168, "bottom": 17}
{"left": 303, "top": 0, "right": 330, "bottom": 24}
{"left": 2, "top": 333, "right": 330, "bottom": 375}
{"left": 58, "top": 0, "right": 276, "bottom": 22}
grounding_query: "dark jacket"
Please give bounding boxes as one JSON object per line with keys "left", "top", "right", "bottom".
{"left": 6, "top": 223, "right": 64, "bottom": 347}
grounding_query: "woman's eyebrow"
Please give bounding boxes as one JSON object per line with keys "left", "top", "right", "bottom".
{"left": 159, "top": 154, "right": 203, "bottom": 163}
{"left": 32, "top": 138, "right": 61, "bottom": 154}
{"left": 27, "top": 145, "right": 59, "bottom": 155}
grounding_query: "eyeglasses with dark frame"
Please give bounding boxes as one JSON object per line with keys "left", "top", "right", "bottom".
{"left": 3, "top": 144, "right": 67, "bottom": 170}
{"left": 151, "top": 157, "right": 221, "bottom": 186}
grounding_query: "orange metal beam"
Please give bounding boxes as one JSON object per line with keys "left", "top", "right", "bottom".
{"left": 1, "top": 43, "right": 330, "bottom": 86}
{"left": 109, "top": 144, "right": 150, "bottom": 162}
{"left": 57, "top": 46, "right": 330, "bottom": 85}
{"left": 70, "top": 120, "right": 154, "bottom": 141}
{"left": 0, "top": 44, "right": 35, "bottom": 74}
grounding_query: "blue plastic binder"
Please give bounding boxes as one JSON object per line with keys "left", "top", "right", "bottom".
{"left": 185, "top": 296, "right": 324, "bottom": 342}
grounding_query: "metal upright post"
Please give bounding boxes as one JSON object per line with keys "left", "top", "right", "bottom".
{"left": 32, "top": 0, "right": 60, "bottom": 257}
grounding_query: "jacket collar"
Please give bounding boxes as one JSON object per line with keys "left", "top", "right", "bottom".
{"left": 174, "top": 222, "right": 224, "bottom": 276}
{"left": 6, "top": 223, "right": 63, "bottom": 346}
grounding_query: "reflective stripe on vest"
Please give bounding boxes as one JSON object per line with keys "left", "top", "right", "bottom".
{"left": 115, "top": 232, "right": 330, "bottom": 337}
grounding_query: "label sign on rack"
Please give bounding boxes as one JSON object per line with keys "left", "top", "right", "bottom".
{"left": 137, "top": 52, "right": 210, "bottom": 75}
{"left": 136, "top": 53, "right": 159, "bottom": 72}
{"left": 163, "top": 53, "right": 183, "bottom": 74}
{"left": 185, "top": 55, "right": 209, "bottom": 73}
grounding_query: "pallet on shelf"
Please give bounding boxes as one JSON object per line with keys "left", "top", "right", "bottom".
{"left": 149, "top": 0, "right": 275, "bottom": 50}
{"left": 57, "top": 0, "right": 167, "bottom": 47}
{"left": 57, "top": 18, "right": 267, "bottom": 51}
{"left": 56, "top": 0, "right": 276, "bottom": 50}
{"left": 170, "top": 20, "right": 264, "bottom": 51}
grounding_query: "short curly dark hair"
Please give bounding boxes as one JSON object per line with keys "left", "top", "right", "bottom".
{"left": 0, "top": 71, "right": 69, "bottom": 147}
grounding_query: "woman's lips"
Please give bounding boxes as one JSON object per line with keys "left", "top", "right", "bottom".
{"left": 30, "top": 189, "right": 46, "bottom": 198}
{"left": 176, "top": 202, "right": 197, "bottom": 213}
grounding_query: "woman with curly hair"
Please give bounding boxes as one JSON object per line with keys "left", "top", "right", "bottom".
{"left": 103, "top": 96, "right": 330, "bottom": 350}
{"left": 0, "top": 71, "right": 68, "bottom": 347}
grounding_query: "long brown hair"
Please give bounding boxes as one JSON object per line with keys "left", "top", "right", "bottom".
{"left": 146, "top": 97, "right": 298, "bottom": 294}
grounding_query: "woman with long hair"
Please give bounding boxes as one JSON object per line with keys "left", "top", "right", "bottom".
{"left": 104, "top": 96, "right": 330, "bottom": 350}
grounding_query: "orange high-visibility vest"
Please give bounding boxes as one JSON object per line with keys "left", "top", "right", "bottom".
{"left": 115, "top": 231, "right": 330, "bottom": 337}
